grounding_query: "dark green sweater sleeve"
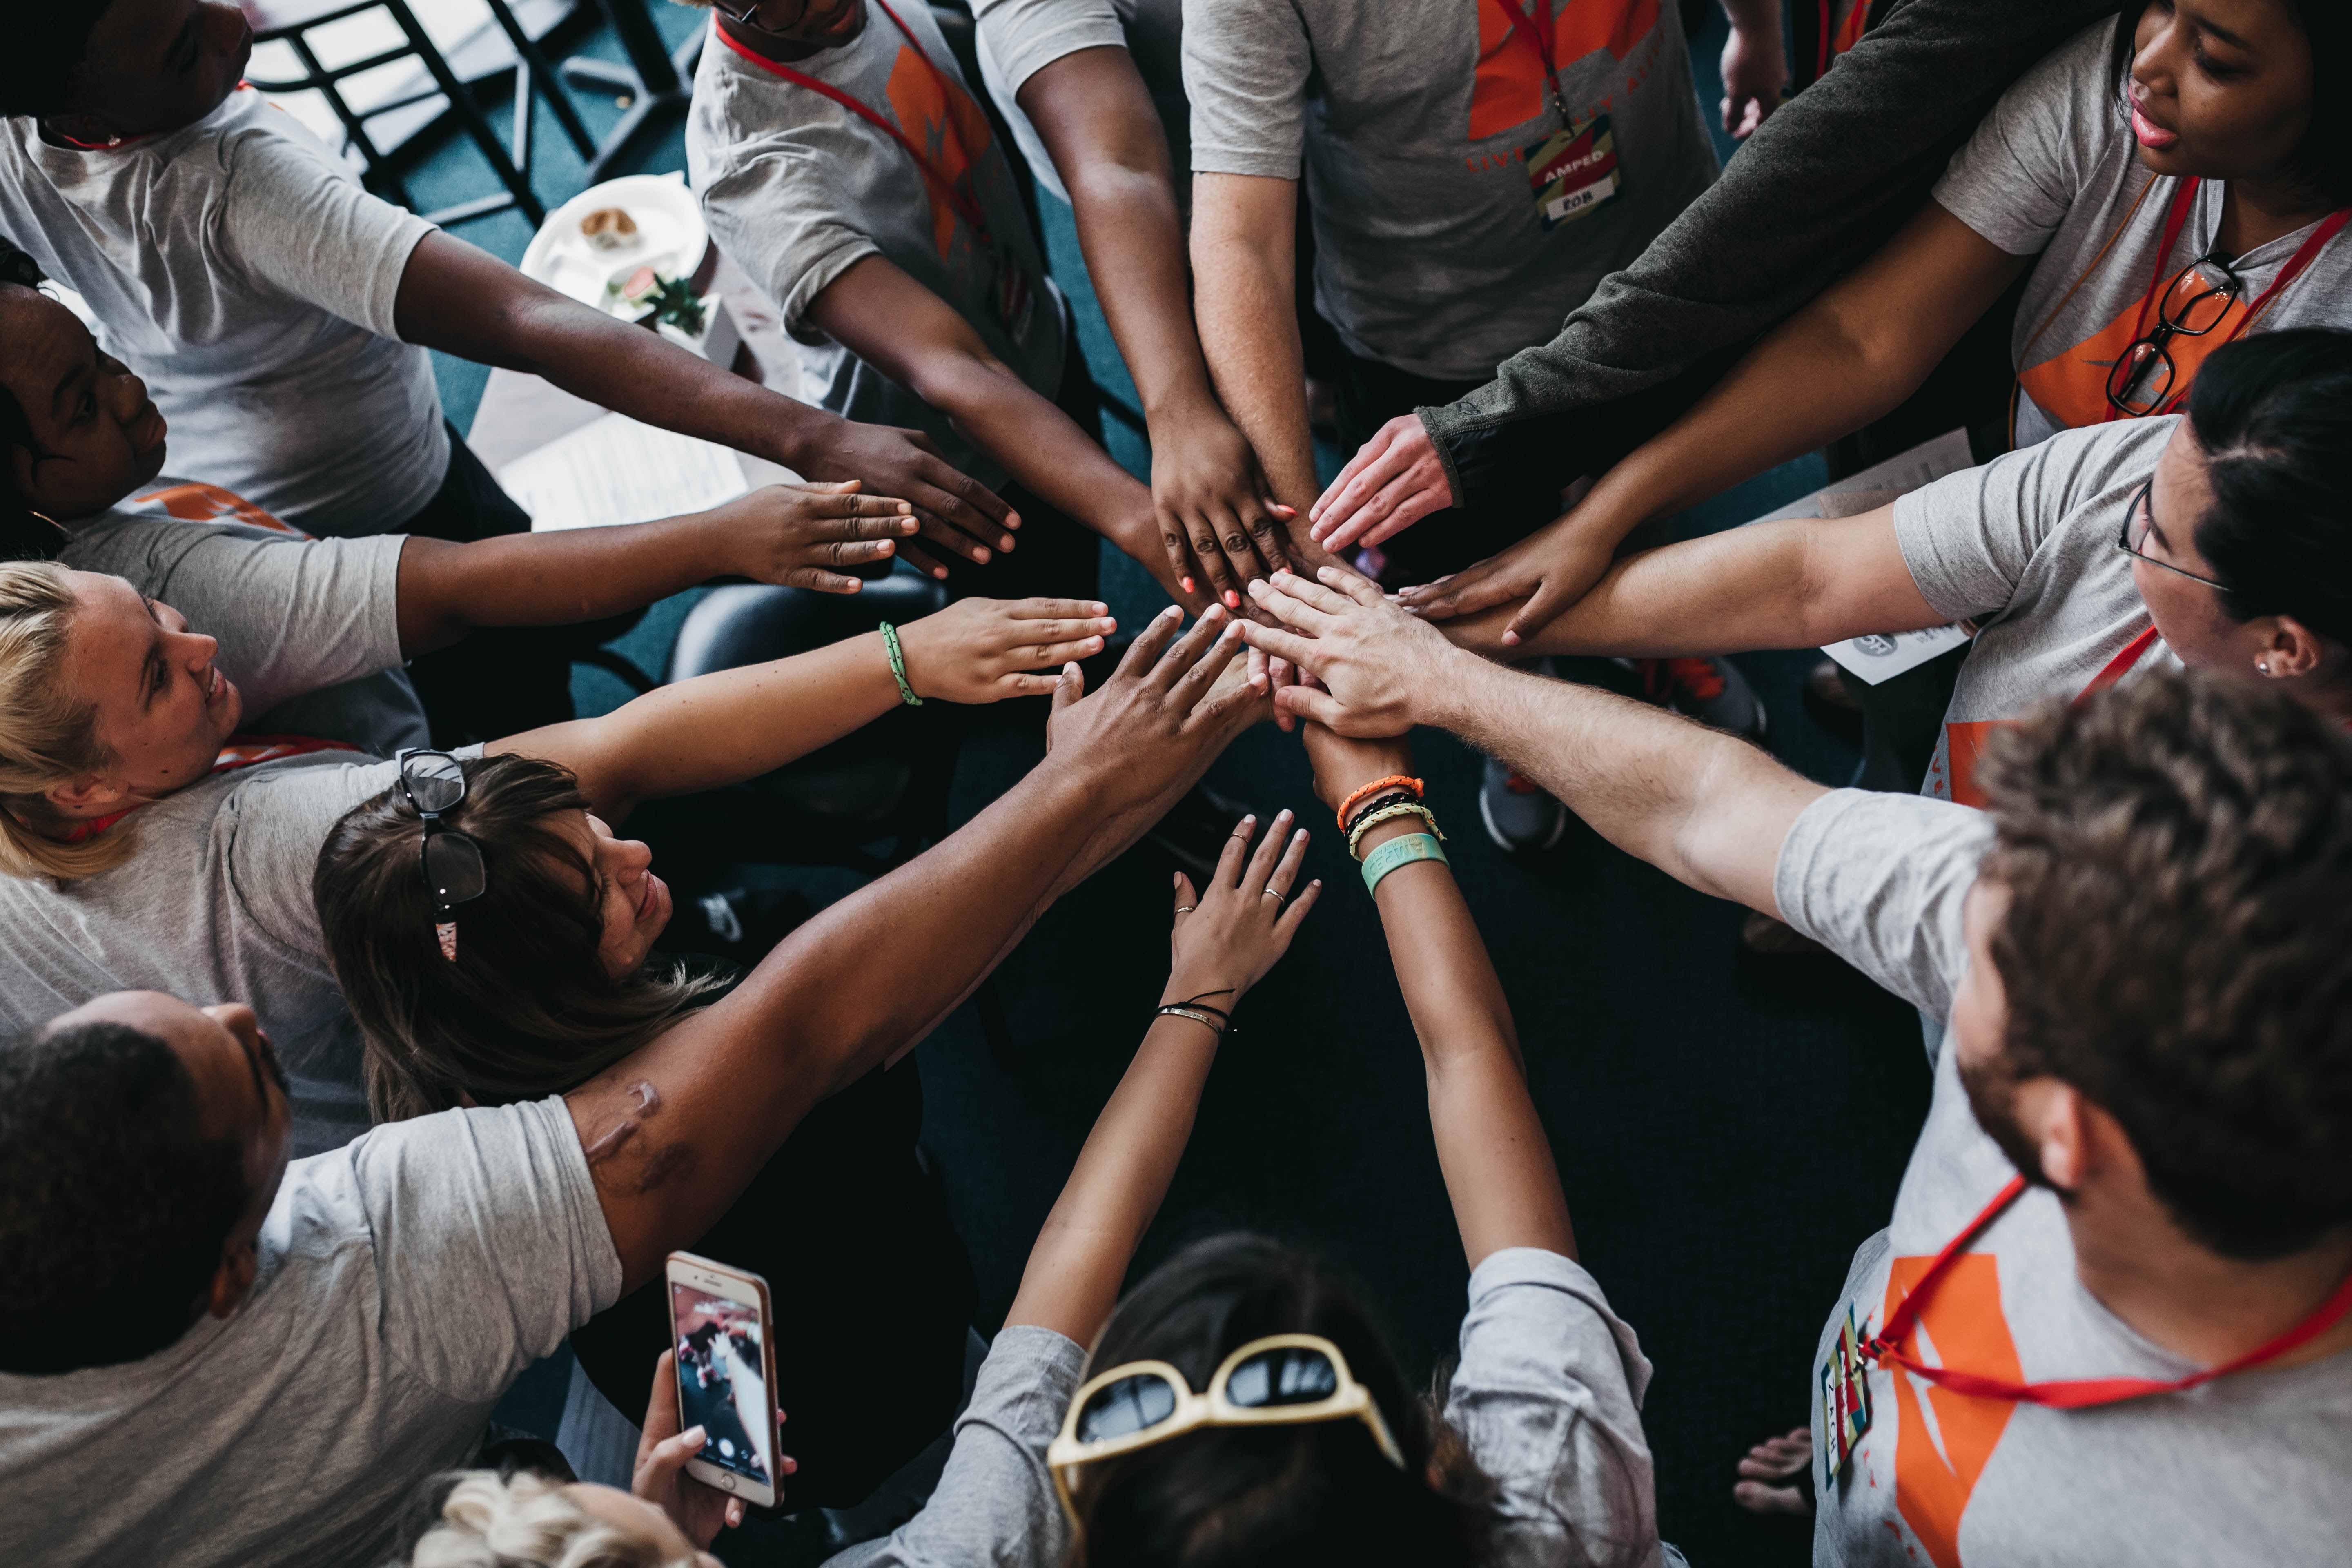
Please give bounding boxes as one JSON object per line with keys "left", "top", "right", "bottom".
{"left": 1420, "top": 0, "right": 2119, "bottom": 512}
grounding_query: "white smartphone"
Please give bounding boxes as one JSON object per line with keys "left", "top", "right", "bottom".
{"left": 665, "top": 1251, "right": 783, "bottom": 1510}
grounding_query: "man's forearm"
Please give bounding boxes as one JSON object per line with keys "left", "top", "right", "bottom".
{"left": 1421, "top": 655, "right": 1819, "bottom": 911}
{"left": 1192, "top": 195, "right": 1319, "bottom": 512}
{"left": 394, "top": 514, "right": 737, "bottom": 655}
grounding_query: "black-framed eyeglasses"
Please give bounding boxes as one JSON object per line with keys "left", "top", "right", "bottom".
{"left": 2116, "top": 477, "right": 2230, "bottom": 591}
{"left": 395, "top": 748, "right": 486, "bottom": 962}
{"left": 710, "top": 0, "right": 814, "bottom": 36}
{"left": 2105, "top": 253, "right": 2243, "bottom": 417}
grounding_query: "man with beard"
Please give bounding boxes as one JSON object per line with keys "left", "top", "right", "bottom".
{"left": 1237, "top": 563, "right": 2352, "bottom": 1564}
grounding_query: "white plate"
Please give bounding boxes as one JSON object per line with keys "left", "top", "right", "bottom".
{"left": 520, "top": 173, "right": 712, "bottom": 315}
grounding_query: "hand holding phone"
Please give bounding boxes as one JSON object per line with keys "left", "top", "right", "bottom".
{"left": 663, "top": 1252, "right": 790, "bottom": 1514}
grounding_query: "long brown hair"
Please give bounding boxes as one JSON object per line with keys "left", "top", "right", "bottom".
{"left": 313, "top": 753, "right": 721, "bottom": 1123}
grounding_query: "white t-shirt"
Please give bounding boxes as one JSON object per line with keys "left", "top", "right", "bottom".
{"left": 1893, "top": 419, "right": 2181, "bottom": 804}
{"left": 970, "top": 0, "right": 1127, "bottom": 206}
{"left": 688, "top": 1, "right": 1065, "bottom": 493}
{"left": 58, "top": 483, "right": 429, "bottom": 759}
{"left": 831, "top": 1249, "right": 1671, "bottom": 1568}
{"left": 1933, "top": 20, "right": 2352, "bottom": 447}
{"left": 1182, "top": 0, "right": 1719, "bottom": 381}
{"left": 0, "top": 1096, "right": 623, "bottom": 1568}
{"left": 0, "top": 88, "right": 446, "bottom": 537}
{"left": 1773, "top": 790, "right": 2352, "bottom": 1566}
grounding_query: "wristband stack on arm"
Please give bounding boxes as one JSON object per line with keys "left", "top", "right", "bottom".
{"left": 1335, "top": 775, "right": 1448, "bottom": 894}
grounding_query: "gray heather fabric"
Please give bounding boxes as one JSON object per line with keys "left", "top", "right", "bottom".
{"left": 0, "top": 89, "right": 445, "bottom": 538}
{"left": 58, "top": 498, "right": 428, "bottom": 758}
{"left": 1183, "top": 0, "right": 1718, "bottom": 382}
{"left": 1773, "top": 792, "right": 2352, "bottom": 1566}
{"left": 1418, "top": 0, "right": 2120, "bottom": 512}
{"left": 0, "top": 1096, "right": 623, "bottom": 1568}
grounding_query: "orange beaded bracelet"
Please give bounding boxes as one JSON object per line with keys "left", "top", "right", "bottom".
{"left": 1336, "top": 775, "right": 1423, "bottom": 830}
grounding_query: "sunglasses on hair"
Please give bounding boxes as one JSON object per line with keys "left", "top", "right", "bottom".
{"left": 394, "top": 749, "right": 486, "bottom": 962}
{"left": 1046, "top": 1334, "right": 1405, "bottom": 1523}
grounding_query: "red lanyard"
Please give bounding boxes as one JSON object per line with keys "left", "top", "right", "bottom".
{"left": 2110, "top": 179, "right": 2352, "bottom": 421}
{"left": 715, "top": 0, "right": 994, "bottom": 248}
{"left": 58, "top": 734, "right": 363, "bottom": 843}
{"left": 2075, "top": 626, "right": 2159, "bottom": 706}
{"left": 1496, "top": 0, "right": 1574, "bottom": 124}
{"left": 1865, "top": 1175, "right": 2352, "bottom": 1409}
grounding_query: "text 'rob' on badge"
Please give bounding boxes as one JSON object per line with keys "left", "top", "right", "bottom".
{"left": 1524, "top": 113, "right": 1622, "bottom": 230}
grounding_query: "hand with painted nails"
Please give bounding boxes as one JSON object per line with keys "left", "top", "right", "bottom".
{"left": 1239, "top": 566, "right": 1459, "bottom": 737}
{"left": 1150, "top": 402, "right": 1299, "bottom": 615}
{"left": 1042, "top": 604, "right": 1262, "bottom": 816}
{"left": 1392, "top": 501, "right": 1623, "bottom": 647}
{"left": 1165, "top": 810, "right": 1319, "bottom": 1015}
{"left": 1307, "top": 414, "right": 1455, "bottom": 554}
{"left": 633, "top": 1349, "right": 795, "bottom": 1546}
{"left": 714, "top": 480, "right": 924, "bottom": 595}
{"left": 895, "top": 598, "right": 1119, "bottom": 703}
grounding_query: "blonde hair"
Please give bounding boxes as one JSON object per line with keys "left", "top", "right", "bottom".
{"left": 0, "top": 562, "right": 129, "bottom": 881}
{"left": 410, "top": 1472, "right": 690, "bottom": 1568}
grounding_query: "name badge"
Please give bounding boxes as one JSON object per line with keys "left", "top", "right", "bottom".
{"left": 1524, "top": 114, "right": 1622, "bottom": 229}
{"left": 1819, "top": 1303, "right": 1874, "bottom": 1482}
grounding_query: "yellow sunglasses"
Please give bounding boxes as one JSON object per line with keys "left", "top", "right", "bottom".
{"left": 1047, "top": 1333, "right": 1405, "bottom": 1521}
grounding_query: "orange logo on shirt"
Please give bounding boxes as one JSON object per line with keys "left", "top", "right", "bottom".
{"left": 131, "top": 482, "right": 301, "bottom": 535}
{"left": 1882, "top": 1253, "right": 2021, "bottom": 1568}
{"left": 2017, "top": 293, "right": 2251, "bottom": 431}
{"left": 1468, "top": 0, "right": 1659, "bottom": 140}
{"left": 884, "top": 44, "right": 994, "bottom": 261}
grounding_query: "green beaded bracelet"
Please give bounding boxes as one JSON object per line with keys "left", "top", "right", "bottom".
{"left": 880, "top": 621, "right": 923, "bottom": 706}
{"left": 1361, "top": 831, "right": 1448, "bottom": 896}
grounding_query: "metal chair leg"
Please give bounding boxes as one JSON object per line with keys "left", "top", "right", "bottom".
{"left": 481, "top": 0, "right": 599, "bottom": 160}
{"left": 383, "top": 0, "right": 544, "bottom": 226}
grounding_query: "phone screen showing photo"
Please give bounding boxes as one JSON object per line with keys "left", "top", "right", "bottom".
{"left": 670, "top": 1283, "right": 773, "bottom": 1485}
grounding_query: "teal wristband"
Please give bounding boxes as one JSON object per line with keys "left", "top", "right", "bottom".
{"left": 1361, "top": 831, "right": 1447, "bottom": 896}
{"left": 880, "top": 621, "right": 923, "bottom": 706}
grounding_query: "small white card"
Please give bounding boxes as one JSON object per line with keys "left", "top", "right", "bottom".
{"left": 1820, "top": 623, "right": 1973, "bottom": 684}
{"left": 500, "top": 411, "right": 751, "bottom": 532}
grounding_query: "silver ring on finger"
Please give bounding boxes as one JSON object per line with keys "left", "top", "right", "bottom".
{"left": 1262, "top": 887, "right": 1286, "bottom": 904}
{"left": 1173, "top": 904, "right": 1196, "bottom": 915}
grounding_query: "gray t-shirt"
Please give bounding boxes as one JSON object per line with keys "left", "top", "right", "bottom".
{"left": 688, "top": 1, "right": 1065, "bottom": 493}
{"left": 1934, "top": 19, "right": 2352, "bottom": 447}
{"left": 1893, "top": 418, "right": 2180, "bottom": 804}
{"left": 970, "top": 0, "right": 1128, "bottom": 206}
{"left": 0, "top": 88, "right": 446, "bottom": 537}
{"left": 0, "top": 1096, "right": 623, "bottom": 1568}
{"left": 1182, "top": 0, "right": 1718, "bottom": 381}
{"left": 1774, "top": 789, "right": 2352, "bottom": 1565}
{"left": 58, "top": 487, "right": 428, "bottom": 758}
{"left": 831, "top": 1249, "right": 1666, "bottom": 1567}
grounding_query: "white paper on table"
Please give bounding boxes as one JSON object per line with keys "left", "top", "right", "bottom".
{"left": 1742, "top": 428, "right": 1980, "bottom": 685}
{"left": 500, "top": 412, "right": 751, "bottom": 532}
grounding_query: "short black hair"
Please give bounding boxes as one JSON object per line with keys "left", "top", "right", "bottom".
{"left": 0, "top": 236, "right": 71, "bottom": 562}
{"left": 1, "top": 2, "right": 117, "bottom": 121}
{"left": 1978, "top": 669, "right": 2352, "bottom": 1259}
{"left": 0, "top": 1016, "right": 250, "bottom": 1373}
{"left": 2185, "top": 329, "right": 2352, "bottom": 648}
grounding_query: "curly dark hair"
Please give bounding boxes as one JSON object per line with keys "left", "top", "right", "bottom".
{"left": 0, "top": 1016, "right": 249, "bottom": 1372}
{"left": 0, "top": 237, "right": 71, "bottom": 561}
{"left": 1976, "top": 668, "right": 2352, "bottom": 1259}
{"left": 1, "top": 2, "right": 117, "bottom": 121}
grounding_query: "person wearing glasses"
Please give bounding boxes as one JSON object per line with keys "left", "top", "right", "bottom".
{"left": 1425, "top": 331, "right": 2352, "bottom": 814}
{"left": 1392, "top": 1, "right": 2351, "bottom": 650}
{"left": 0, "top": 612, "right": 1263, "bottom": 1568}
{"left": 825, "top": 732, "right": 1676, "bottom": 1568}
